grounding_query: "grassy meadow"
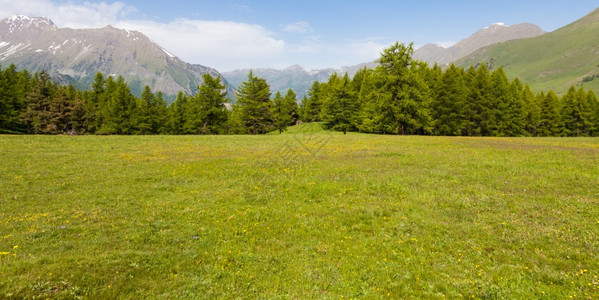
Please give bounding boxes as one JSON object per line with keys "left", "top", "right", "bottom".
{"left": 1, "top": 124, "right": 598, "bottom": 298}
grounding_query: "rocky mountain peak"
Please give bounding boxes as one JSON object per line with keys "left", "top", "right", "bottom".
{"left": 414, "top": 22, "right": 545, "bottom": 65}
{"left": 0, "top": 15, "right": 233, "bottom": 100}
{"left": 1, "top": 15, "right": 56, "bottom": 32}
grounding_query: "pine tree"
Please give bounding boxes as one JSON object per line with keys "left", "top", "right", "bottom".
{"left": 432, "top": 64, "right": 467, "bottom": 136}
{"left": 235, "top": 71, "right": 274, "bottom": 134}
{"left": 561, "top": 86, "right": 593, "bottom": 136}
{"left": 167, "top": 91, "right": 188, "bottom": 134}
{"left": 284, "top": 89, "right": 299, "bottom": 125}
{"left": 538, "top": 90, "right": 562, "bottom": 136}
{"left": 197, "top": 74, "right": 228, "bottom": 134}
{"left": 136, "top": 85, "right": 154, "bottom": 134}
{"left": 301, "top": 81, "right": 323, "bottom": 122}
{"left": 21, "top": 70, "right": 55, "bottom": 134}
{"left": 522, "top": 84, "right": 541, "bottom": 136}
{"left": 272, "top": 91, "right": 291, "bottom": 133}
{"left": 374, "top": 42, "right": 431, "bottom": 135}
{"left": 152, "top": 91, "right": 168, "bottom": 134}
{"left": 321, "top": 74, "right": 359, "bottom": 134}
{"left": 87, "top": 72, "right": 105, "bottom": 133}
{"left": 46, "top": 87, "right": 74, "bottom": 134}
{"left": 587, "top": 90, "right": 599, "bottom": 135}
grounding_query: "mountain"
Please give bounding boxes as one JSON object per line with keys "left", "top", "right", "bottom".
{"left": 414, "top": 23, "right": 546, "bottom": 65}
{"left": 0, "top": 15, "right": 235, "bottom": 101}
{"left": 224, "top": 22, "right": 544, "bottom": 97}
{"left": 222, "top": 62, "right": 376, "bottom": 98}
{"left": 457, "top": 7, "right": 599, "bottom": 94}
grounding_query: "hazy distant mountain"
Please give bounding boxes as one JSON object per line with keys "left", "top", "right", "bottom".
{"left": 223, "top": 62, "right": 377, "bottom": 98}
{"left": 0, "top": 15, "right": 235, "bottom": 100}
{"left": 457, "top": 7, "right": 599, "bottom": 94}
{"left": 414, "top": 23, "right": 546, "bottom": 65}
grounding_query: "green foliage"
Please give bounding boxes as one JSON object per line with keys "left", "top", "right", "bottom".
{"left": 321, "top": 74, "right": 359, "bottom": 134}
{"left": 299, "top": 81, "right": 323, "bottom": 122}
{"left": 236, "top": 71, "right": 274, "bottom": 134}
{"left": 433, "top": 64, "right": 468, "bottom": 136}
{"left": 272, "top": 89, "right": 299, "bottom": 134}
{"left": 1, "top": 57, "right": 596, "bottom": 137}
{"left": 560, "top": 87, "right": 594, "bottom": 137}
{"left": 538, "top": 91, "right": 562, "bottom": 136}
{"left": 197, "top": 74, "right": 228, "bottom": 134}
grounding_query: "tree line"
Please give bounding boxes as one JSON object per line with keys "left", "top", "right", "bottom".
{"left": 299, "top": 42, "right": 599, "bottom": 137}
{"left": 1, "top": 42, "right": 598, "bottom": 136}
{"left": 0, "top": 65, "right": 298, "bottom": 135}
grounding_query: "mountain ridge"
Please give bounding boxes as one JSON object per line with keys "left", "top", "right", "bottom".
{"left": 413, "top": 22, "right": 546, "bottom": 65}
{"left": 456, "top": 6, "right": 599, "bottom": 94}
{"left": 0, "top": 15, "right": 235, "bottom": 100}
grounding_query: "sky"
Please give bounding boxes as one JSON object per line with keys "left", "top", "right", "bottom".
{"left": 0, "top": 0, "right": 598, "bottom": 72}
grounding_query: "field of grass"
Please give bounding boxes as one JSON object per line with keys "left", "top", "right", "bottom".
{"left": 1, "top": 124, "right": 599, "bottom": 298}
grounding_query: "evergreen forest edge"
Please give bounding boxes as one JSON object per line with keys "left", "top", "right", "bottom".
{"left": 1, "top": 42, "right": 598, "bottom": 137}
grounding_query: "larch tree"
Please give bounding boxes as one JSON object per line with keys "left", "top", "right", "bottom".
{"left": 236, "top": 71, "right": 274, "bottom": 134}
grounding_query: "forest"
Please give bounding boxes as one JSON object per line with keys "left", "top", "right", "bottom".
{"left": 1, "top": 42, "right": 598, "bottom": 136}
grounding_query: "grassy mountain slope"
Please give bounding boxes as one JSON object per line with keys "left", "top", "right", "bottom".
{"left": 457, "top": 7, "right": 599, "bottom": 94}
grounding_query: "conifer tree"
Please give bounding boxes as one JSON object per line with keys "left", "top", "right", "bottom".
{"left": 272, "top": 91, "right": 291, "bottom": 133}
{"left": 561, "top": 86, "right": 593, "bottom": 136}
{"left": 433, "top": 64, "right": 467, "bottom": 136}
{"left": 587, "top": 90, "right": 599, "bottom": 135}
{"left": 321, "top": 74, "right": 359, "bottom": 134}
{"left": 167, "top": 91, "right": 188, "bottom": 134}
{"left": 197, "top": 74, "right": 228, "bottom": 134}
{"left": 235, "top": 71, "right": 274, "bottom": 134}
{"left": 374, "top": 42, "right": 431, "bottom": 135}
{"left": 522, "top": 84, "right": 541, "bottom": 136}
{"left": 21, "top": 70, "right": 55, "bottom": 134}
{"left": 538, "top": 90, "right": 562, "bottom": 136}
{"left": 283, "top": 89, "right": 299, "bottom": 125}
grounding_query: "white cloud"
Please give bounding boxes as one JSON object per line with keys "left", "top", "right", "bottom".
{"left": 0, "top": 0, "right": 383, "bottom": 71}
{"left": 116, "top": 19, "right": 286, "bottom": 70}
{"left": 283, "top": 21, "right": 312, "bottom": 34}
{"left": 0, "top": 0, "right": 287, "bottom": 71}
{"left": 231, "top": 4, "right": 252, "bottom": 12}
{"left": 0, "top": 0, "right": 136, "bottom": 28}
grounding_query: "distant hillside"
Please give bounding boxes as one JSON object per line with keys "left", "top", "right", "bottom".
{"left": 414, "top": 23, "right": 545, "bottom": 65}
{"left": 457, "top": 7, "right": 599, "bottom": 94}
{"left": 0, "top": 15, "right": 235, "bottom": 101}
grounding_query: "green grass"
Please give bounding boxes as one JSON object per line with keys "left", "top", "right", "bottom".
{"left": 1, "top": 126, "right": 599, "bottom": 298}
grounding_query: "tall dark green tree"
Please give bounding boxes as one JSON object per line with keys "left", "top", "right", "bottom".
{"left": 300, "top": 81, "right": 323, "bottom": 122}
{"left": 432, "top": 64, "right": 467, "bottom": 136}
{"left": 197, "top": 74, "right": 228, "bottom": 134}
{"left": 522, "top": 84, "right": 541, "bottom": 136}
{"left": 587, "top": 90, "right": 599, "bottom": 135}
{"left": 167, "top": 91, "right": 188, "bottom": 134}
{"left": 21, "top": 70, "right": 55, "bottom": 134}
{"left": 374, "top": 42, "right": 431, "bottom": 134}
{"left": 561, "top": 86, "right": 593, "bottom": 136}
{"left": 235, "top": 71, "right": 274, "bottom": 134}
{"left": 538, "top": 90, "right": 562, "bottom": 136}
{"left": 321, "top": 74, "right": 359, "bottom": 134}
{"left": 272, "top": 91, "right": 290, "bottom": 134}
{"left": 0, "top": 64, "right": 30, "bottom": 132}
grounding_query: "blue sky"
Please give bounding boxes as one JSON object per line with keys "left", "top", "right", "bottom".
{"left": 1, "top": 0, "right": 598, "bottom": 71}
